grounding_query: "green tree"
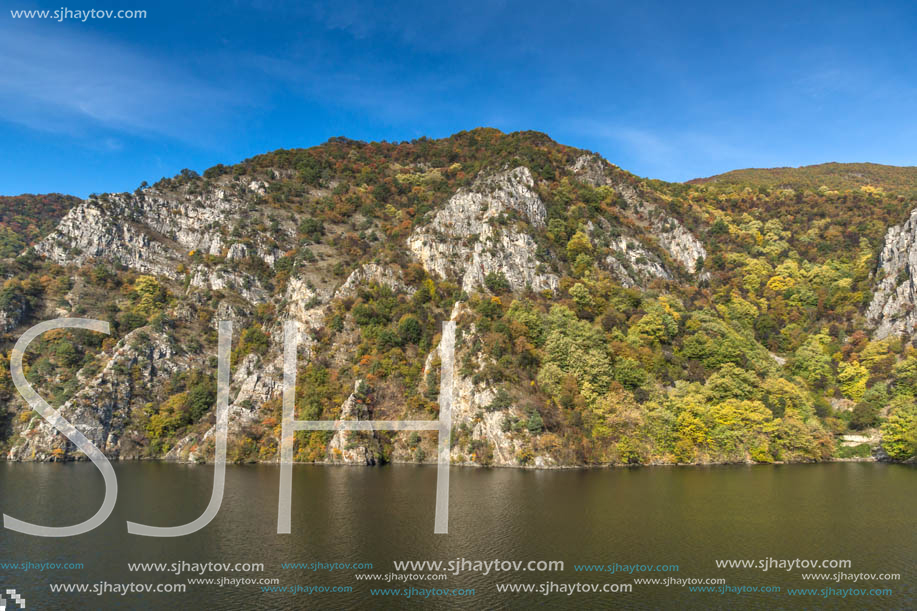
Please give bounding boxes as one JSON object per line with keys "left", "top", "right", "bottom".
{"left": 526, "top": 408, "right": 544, "bottom": 434}
{"left": 188, "top": 378, "right": 216, "bottom": 422}
{"left": 131, "top": 276, "right": 167, "bottom": 317}
{"left": 397, "top": 315, "right": 422, "bottom": 345}
{"left": 881, "top": 401, "right": 917, "bottom": 460}
{"left": 566, "top": 230, "right": 593, "bottom": 261}
{"left": 484, "top": 272, "right": 510, "bottom": 293}
{"left": 792, "top": 334, "right": 834, "bottom": 389}
{"left": 569, "top": 282, "right": 594, "bottom": 313}
{"left": 704, "top": 364, "right": 761, "bottom": 402}
{"left": 837, "top": 360, "right": 868, "bottom": 401}
{"left": 761, "top": 377, "right": 813, "bottom": 418}
{"left": 893, "top": 356, "right": 917, "bottom": 396}
{"left": 538, "top": 305, "right": 612, "bottom": 405}
{"left": 54, "top": 340, "right": 79, "bottom": 368}
{"left": 629, "top": 309, "right": 677, "bottom": 345}
{"left": 614, "top": 357, "right": 647, "bottom": 389}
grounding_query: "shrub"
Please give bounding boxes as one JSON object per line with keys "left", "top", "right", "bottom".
{"left": 398, "top": 315, "right": 422, "bottom": 345}
{"left": 486, "top": 388, "right": 512, "bottom": 412}
{"left": 881, "top": 403, "right": 917, "bottom": 461}
{"left": 484, "top": 271, "right": 510, "bottom": 293}
{"left": 526, "top": 408, "right": 544, "bottom": 434}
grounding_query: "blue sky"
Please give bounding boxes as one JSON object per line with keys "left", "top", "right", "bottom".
{"left": 1, "top": 0, "right": 916, "bottom": 197}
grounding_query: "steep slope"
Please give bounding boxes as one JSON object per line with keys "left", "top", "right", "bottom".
{"left": 407, "top": 166, "right": 558, "bottom": 293}
{"left": 867, "top": 209, "right": 917, "bottom": 339}
{"left": 1, "top": 129, "right": 916, "bottom": 465}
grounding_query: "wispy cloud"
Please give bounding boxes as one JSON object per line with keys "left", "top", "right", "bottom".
{"left": 0, "top": 25, "right": 246, "bottom": 141}
{"left": 564, "top": 120, "right": 768, "bottom": 181}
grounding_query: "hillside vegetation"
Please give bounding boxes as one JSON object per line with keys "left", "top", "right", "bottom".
{"left": 689, "top": 162, "right": 917, "bottom": 195}
{"left": 0, "top": 194, "right": 80, "bottom": 257}
{"left": 0, "top": 129, "right": 915, "bottom": 466}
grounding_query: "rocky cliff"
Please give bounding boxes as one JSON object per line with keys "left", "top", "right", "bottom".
{"left": 570, "top": 154, "right": 708, "bottom": 278}
{"left": 35, "top": 181, "right": 289, "bottom": 304}
{"left": 867, "top": 207, "right": 917, "bottom": 338}
{"left": 407, "top": 166, "right": 558, "bottom": 293}
{"left": 10, "top": 328, "right": 184, "bottom": 461}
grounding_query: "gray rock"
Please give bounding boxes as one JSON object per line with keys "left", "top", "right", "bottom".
{"left": 570, "top": 154, "right": 708, "bottom": 276}
{"left": 8, "top": 328, "right": 184, "bottom": 461}
{"left": 327, "top": 381, "right": 383, "bottom": 465}
{"left": 407, "top": 167, "right": 559, "bottom": 293}
{"left": 867, "top": 207, "right": 917, "bottom": 338}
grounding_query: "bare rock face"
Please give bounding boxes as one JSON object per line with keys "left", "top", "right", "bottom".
{"left": 654, "top": 222, "right": 708, "bottom": 276}
{"left": 284, "top": 276, "right": 329, "bottom": 321}
{"left": 164, "top": 352, "right": 281, "bottom": 462}
{"left": 584, "top": 215, "right": 674, "bottom": 288}
{"left": 867, "top": 208, "right": 917, "bottom": 338}
{"left": 326, "top": 381, "right": 383, "bottom": 465}
{"left": 446, "top": 362, "right": 535, "bottom": 466}
{"left": 35, "top": 183, "right": 289, "bottom": 304}
{"left": 407, "top": 167, "right": 559, "bottom": 293}
{"left": 386, "top": 305, "right": 553, "bottom": 467}
{"left": 441, "top": 305, "right": 551, "bottom": 467}
{"left": 35, "top": 199, "right": 182, "bottom": 278}
{"left": 188, "top": 265, "right": 268, "bottom": 304}
{"left": 8, "top": 328, "right": 184, "bottom": 461}
{"left": 571, "top": 154, "right": 708, "bottom": 275}
{"left": 604, "top": 236, "right": 673, "bottom": 288}
{"left": 334, "top": 263, "right": 415, "bottom": 299}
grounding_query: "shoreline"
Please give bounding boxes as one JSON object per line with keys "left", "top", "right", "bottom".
{"left": 0, "top": 455, "right": 892, "bottom": 469}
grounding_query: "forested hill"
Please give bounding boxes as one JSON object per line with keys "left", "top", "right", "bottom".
{"left": 1, "top": 129, "right": 916, "bottom": 467}
{"left": 689, "top": 162, "right": 917, "bottom": 195}
{"left": 0, "top": 194, "right": 81, "bottom": 258}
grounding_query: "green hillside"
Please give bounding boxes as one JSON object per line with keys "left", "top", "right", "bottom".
{"left": 689, "top": 162, "right": 917, "bottom": 195}
{"left": 0, "top": 194, "right": 81, "bottom": 258}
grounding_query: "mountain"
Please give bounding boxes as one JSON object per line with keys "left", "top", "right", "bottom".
{"left": 1, "top": 129, "right": 916, "bottom": 466}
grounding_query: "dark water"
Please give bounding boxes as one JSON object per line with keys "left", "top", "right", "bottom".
{"left": 0, "top": 462, "right": 913, "bottom": 610}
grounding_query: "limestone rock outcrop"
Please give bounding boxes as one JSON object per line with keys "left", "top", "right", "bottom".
{"left": 408, "top": 167, "right": 558, "bottom": 293}
{"left": 867, "top": 207, "right": 917, "bottom": 338}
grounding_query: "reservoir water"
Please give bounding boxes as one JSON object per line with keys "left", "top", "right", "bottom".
{"left": 0, "top": 461, "right": 913, "bottom": 609}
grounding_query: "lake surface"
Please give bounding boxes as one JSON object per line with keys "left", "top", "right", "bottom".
{"left": 0, "top": 462, "right": 914, "bottom": 610}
